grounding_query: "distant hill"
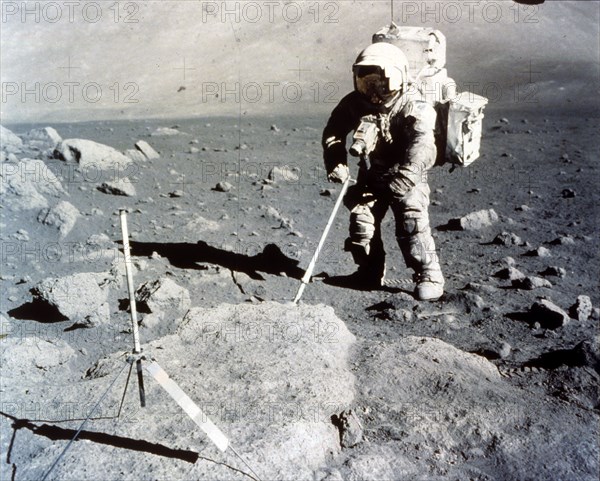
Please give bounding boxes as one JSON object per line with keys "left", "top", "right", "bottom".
{"left": 1, "top": 1, "right": 598, "bottom": 122}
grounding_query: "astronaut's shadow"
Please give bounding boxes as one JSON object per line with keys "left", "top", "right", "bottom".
{"left": 322, "top": 273, "right": 409, "bottom": 294}
{"left": 128, "top": 240, "right": 304, "bottom": 281}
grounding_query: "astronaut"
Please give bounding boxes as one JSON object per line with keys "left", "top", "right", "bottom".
{"left": 322, "top": 42, "right": 444, "bottom": 301}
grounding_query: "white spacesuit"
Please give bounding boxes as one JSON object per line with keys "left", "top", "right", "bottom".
{"left": 322, "top": 42, "right": 444, "bottom": 301}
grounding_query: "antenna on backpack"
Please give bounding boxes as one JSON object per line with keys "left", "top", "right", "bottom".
{"left": 388, "top": 1, "right": 398, "bottom": 31}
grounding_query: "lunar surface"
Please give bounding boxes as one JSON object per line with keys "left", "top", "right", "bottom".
{"left": 1, "top": 2, "right": 598, "bottom": 480}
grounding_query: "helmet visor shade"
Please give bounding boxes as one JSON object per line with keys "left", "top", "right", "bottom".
{"left": 354, "top": 66, "right": 393, "bottom": 104}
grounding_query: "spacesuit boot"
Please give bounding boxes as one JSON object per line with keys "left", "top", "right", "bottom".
{"left": 413, "top": 264, "right": 445, "bottom": 301}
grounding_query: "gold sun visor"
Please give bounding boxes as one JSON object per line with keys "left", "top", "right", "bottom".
{"left": 354, "top": 66, "right": 398, "bottom": 104}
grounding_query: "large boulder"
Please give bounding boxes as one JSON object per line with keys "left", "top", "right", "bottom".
{"left": 348, "top": 336, "right": 598, "bottom": 481}
{"left": 0, "top": 125, "right": 23, "bottom": 153}
{"left": 0, "top": 158, "right": 66, "bottom": 210}
{"left": 21, "top": 127, "right": 62, "bottom": 149}
{"left": 53, "top": 138, "right": 132, "bottom": 170}
{"left": 71, "top": 302, "right": 356, "bottom": 481}
{"left": 0, "top": 337, "right": 76, "bottom": 381}
{"left": 31, "top": 272, "right": 109, "bottom": 323}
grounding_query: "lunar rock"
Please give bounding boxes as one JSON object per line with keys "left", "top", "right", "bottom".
{"left": 0, "top": 125, "right": 23, "bottom": 152}
{"left": 37, "top": 200, "right": 80, "bottom": 237}
{"left": 525, "top": 246, "right": 552, "bottom": 257}
{"left": 54, "top": 139, "right": 132, "bottom": 170}
{"left": 213, "top": 181, "right": 232, "bottom": 192}
{"left": 86, "top": 233, "right": 111, "bottom": 246}
{"left": 451, "top": 208, "right": 499, "bottom": 230}
{"left": 184, "top": 214, "right": 220, "bottom": 232}
{"left": 512, "top": 276, "right": 553, "bottom": 290}
{"left": 97, "top": 178, "right": 136, "bottom": 196}
{"left": 1, "top": 158, "right": 66, "bottom": 210}
{"left": 530, "top": 299, "right": 570, "bottom": 329}
{"left": 268, "top": 165, "right": 301, "bottom": 182}
{"left": 76, "top": 301, "right": 111, "bottom": 327}
{"left": 123, "top": 148, "right": 147, "bottom": 163}
{"left": 492, "top": 231, "right": 523, "bottom": 246}
{"left": 13, "top": 229, "right": 29, "bottom": 241}
{"left": 499, "top": 342, "right": 512, "bottom": 359}
{"left": 539, "top": 266, "right": 567, "bottom": 278}
{"left": 572, "top": 336, "right": 600, "bottom": 373}
{"left": 135, "top": 277, "right": 191, "bottom": 314}
{"left": 77, "top": 302, "right": 355, "bottom": 481}
{"left": 494, "top": 266, "right": 526, "bottom": 281}
{"left": 140, "top": 311, "right": 164, "bottom": 329}
{"left": 0, "top": 337, "right": 75, "bottom": 381}
{"left": 135, "top": 139, "right": 160, "bottom": 159}
{"left": 570, "top": 295, "right": 593, "bottom": 322}
{"left": 332, "top": 410, "right": 364, "bottom": 448}
{"left": 262, "top": 205, "right": 294, "bottom": 230}
{"left": 502, "top": 256, "right": 517, "bottom": 266}
{"left": 150, "top": 127, "right": 181, "bottom": 136}
{"left": 21, "top": 127, "right": 62, "bottom": 149}
{"left": 31, "top": 272, "right": 109, "bottom": 322}
{"left": 444, "top": 291, "right": 486, "bottom": 312}
{"left": 550, "top": 235, "right": 575, "bottom": 246}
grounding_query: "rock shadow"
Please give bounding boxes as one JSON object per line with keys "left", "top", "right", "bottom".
{"left": 505, "top": 311, "right": 535, "bottom": 325}
{"left": 471, "top": 348, "right": 502, "bottom": 361}
{"left": 435, "top": 219, "right": 462, "bottom": 231}
{"left": 7, "top": 298, "right": 68, "bottom": 323}
{"left": 128, "top": 240, "right": 303, "bottom": 280}
{"left": 524, "top": 341, "right": 599, "bottom": 374}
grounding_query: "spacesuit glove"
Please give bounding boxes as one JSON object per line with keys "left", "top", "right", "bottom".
{"left": 389, "top": 173, "right": 415, "bottom": 197}
{"left": 327, "top": 164, "right": 350, "bottom": 184}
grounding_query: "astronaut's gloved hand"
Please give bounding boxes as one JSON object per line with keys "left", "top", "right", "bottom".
{"left": 327, "top": 164, "right": 350, "bottom": 184}
{"left": 389, "top": 173, "right": 415, "bottom": 197}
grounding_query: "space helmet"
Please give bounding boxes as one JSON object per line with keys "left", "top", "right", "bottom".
{"left": 353, "top": 42, "right": 409, "bottom": 104}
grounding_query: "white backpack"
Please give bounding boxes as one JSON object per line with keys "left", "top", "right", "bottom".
{"left": 373, "top": 24, "right": 488, "bottom": 167}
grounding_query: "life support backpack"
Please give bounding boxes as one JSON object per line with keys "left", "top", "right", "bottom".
{"left": 373, "top": 24, "right": 488, "bottom": 167}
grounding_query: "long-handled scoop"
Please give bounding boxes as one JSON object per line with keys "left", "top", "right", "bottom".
{"left": 292, "top": 176, "right": 352, "bottom": 304}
